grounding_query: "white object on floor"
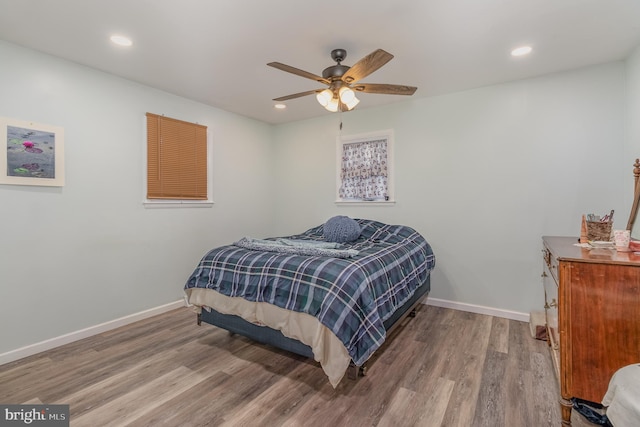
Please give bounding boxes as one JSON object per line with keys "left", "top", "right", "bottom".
{"left": 603, "top": 363, "right": 640, "bottom": 426}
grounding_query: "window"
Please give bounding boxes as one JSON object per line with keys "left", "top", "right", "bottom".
{"left": 336, "top": 129, "right": 394, "bottom": 204}
{"left": 145, "top": 113, "right": 211, "bottom": 207}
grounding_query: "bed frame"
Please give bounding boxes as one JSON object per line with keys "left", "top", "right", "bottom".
{"left": 196, "top": 275, "right": 430, "bottom": 379}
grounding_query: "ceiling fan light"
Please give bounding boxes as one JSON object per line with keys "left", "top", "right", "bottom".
{"left": 325, "top": 97, "right": 339, "bottom": 112}
{"left": 344, "top": 96, "right": 360, "bottom": 110}
{"left": 338, "top": 86, "right": 356, "bottom": 104}
{"left": 316, "top": 89, "right": 333, "bottom": 107}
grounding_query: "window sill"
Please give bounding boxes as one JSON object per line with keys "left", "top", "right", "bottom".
{"left": 143, "top": 200, "right": 214, "bottom": 209}
{"left": 335, "top": 199, "right": 396, "bottom": 207}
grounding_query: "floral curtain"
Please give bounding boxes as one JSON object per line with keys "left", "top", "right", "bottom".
{"left": 339, "top": 138, "right": 388, "bottom": 200}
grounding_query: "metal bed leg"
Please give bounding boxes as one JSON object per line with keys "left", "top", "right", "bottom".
{"left": 347, "top": 362, "right": 368, "bottom": 380}
{"left": 346, "top": 301, "right": 424, "bottom": 381}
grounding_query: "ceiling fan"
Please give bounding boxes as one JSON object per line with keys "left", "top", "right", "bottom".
{"left": 267, "top": 48, "right": 417, "bottom": 112}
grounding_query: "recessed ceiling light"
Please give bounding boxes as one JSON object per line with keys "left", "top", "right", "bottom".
{"left": 110, "top": 35, "right": 133, "bottom": 47}
{"left": 274, "top": 103, "right": 286, "bottom": 109}
{"left": 511, "top": 46, "right": 532, "bottom": 57}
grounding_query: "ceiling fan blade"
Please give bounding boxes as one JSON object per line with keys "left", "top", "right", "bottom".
{"left": 267, "top": 62, "right": 330, "bottom": 85}
{"left": 352, "top": 83, "right": 417, "bottom": 96}
{"left": 273, "top": 89, "right": 322, "bottom": 102}
{"left": 342, "top": 49, "right": 394, "bottom": 84}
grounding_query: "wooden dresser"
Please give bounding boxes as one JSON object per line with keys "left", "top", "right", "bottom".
{"left": 542, "top": 236, "right": 640, "bottom": 426}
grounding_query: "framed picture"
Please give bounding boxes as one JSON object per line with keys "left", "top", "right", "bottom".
{"left": 0, "top": 117, "right": 64, "bottom": 187}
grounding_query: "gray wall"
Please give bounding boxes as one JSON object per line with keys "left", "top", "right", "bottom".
{"left": 0, "top": 41, "right": 275, "bottom": 354}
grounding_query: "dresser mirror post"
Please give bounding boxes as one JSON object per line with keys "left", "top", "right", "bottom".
{"left": 627, "top": 159, "right": 640, "bottom": 240}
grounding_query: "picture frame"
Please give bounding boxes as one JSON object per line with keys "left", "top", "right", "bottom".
{"left": 0, "top": 117, "right": 65, "bottom": 187}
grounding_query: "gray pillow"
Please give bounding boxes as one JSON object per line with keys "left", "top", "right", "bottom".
{"left": 323, "top": 216, "right": 361, "bottom": 243}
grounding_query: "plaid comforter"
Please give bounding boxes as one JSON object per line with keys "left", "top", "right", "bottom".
{"left": 184, "top": 219, "right": 436, "bottom": 366}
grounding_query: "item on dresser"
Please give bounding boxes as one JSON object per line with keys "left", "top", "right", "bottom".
{"left": 613, "top": 229, "right": 631, "bottom": 252}
{"left": 585, "top": 216, "right": 613, "bottom": 242}
{"left": 580, "top": 215, "right": 589, "bottom": 244}
{"left": 590, "top": 240, "right": 615, "bottom": 248}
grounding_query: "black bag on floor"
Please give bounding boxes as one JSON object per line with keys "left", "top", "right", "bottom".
{"left": 572, "top": 398, "right": 613, "bottom": 426}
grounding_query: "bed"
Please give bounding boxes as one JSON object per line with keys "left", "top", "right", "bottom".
{"left": 184, "top": 218, "right": 436, "bottom": 387}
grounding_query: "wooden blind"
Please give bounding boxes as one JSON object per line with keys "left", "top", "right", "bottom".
{"left": 146, "top": 112, "right": 207, "bottom": 200}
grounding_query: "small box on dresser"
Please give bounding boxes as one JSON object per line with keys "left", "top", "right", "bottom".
{"left": 541, "top": 236, "right": 640, "bottom": 426}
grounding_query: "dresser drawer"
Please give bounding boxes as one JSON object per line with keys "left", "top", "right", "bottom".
{"left": 541, "top": 243, "right": 560, "bottom": 379}
{"left": 542, "top": 245, "right": 559, "bottom": 284}
{"left": 542, "top": 262, "right": 559, "bottom": 351}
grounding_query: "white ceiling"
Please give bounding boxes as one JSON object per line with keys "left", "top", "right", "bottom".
{"left": 1, "top": 0, "right": 640, "bottom": 125}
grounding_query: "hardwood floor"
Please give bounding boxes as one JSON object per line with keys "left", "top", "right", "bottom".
{"left": 0, "top": 305, "right": 599, "bottom": 427}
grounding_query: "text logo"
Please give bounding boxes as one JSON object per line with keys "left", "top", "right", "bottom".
{"left": 0, "top": 405, "right": 69, "bottom": 426}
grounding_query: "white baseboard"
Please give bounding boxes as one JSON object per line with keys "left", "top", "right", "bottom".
{"left": 1, "top": 298, "right": 530, "bottom": 367}
{"left": 0, "top": 300, "right": 186, "bottom": 366}
{"left": 424, "top": 297, "right": 530, "bottom": 322}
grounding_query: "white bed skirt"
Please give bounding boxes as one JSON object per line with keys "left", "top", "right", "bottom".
{"left": 184, "top": 288, "right": 351, "bottom": 387}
